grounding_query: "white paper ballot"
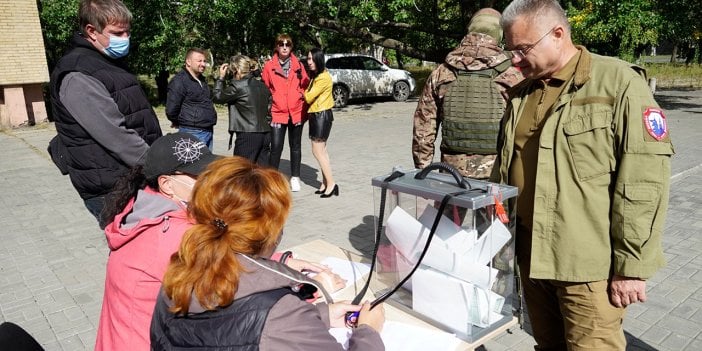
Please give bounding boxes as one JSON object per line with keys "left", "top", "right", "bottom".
{"left": 417, "top": 204, "right": 477, "bottom": 251}
{"left": 385, "top": 206, "right": 477, "bottom": 272}
{"left": 464, "top": 219, "right": 512, "bottom": 266}
{"left": 329, "top": 321, "right": 461, "bottom": 351}
{"left": 385, "top": 206, "right": 430, "bottom": 261}
{"left": 384, "top": 206, "right": 500, "bottom": 289}
{"left": 412, "top": 266, "right": 505, "bottom": 329}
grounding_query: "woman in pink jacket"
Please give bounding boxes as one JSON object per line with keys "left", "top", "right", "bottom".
{"left": 95, "top": 132, "right": 343, "bottom": 351}
{"left": 262, "top": 34, "right": 310, "bottom": 192}
{"left": 94, "top": 132, "right": 219, "bottom": 351}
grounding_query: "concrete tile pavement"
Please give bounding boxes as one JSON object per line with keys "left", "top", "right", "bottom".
{"left": 0, "top": 90, "right": 700, "bottom": 350}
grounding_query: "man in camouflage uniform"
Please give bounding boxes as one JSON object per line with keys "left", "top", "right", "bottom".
{"left": 412, "top": 8, "right": 523, "bottom": 178}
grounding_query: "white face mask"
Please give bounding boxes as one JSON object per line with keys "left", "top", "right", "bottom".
{"left": 168, "top": 176, "right": 196, "bottom": 206}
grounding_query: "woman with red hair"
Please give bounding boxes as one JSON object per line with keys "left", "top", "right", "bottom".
{"left": 150, "top": 157, "right": 385, "bottom": 350}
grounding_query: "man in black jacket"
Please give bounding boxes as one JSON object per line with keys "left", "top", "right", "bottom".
{"left": 49, "top": 0, "right": 162, "bottom": 229}
{"left": 166, "top": 48, "right": 218, "bottom": 149}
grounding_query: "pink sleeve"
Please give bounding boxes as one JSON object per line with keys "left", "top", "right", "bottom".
{"left": 269, "top": 251, "right": 290, "bottom": 263}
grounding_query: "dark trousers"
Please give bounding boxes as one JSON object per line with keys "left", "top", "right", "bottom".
{"left": 270, "top": 117, "right": 303, "bottom": 177}
{"left": 83, "top": 195, "right": 108, "bottom": 229}
{"left": 234, "top": 131, "right": 271, "bottom": 166}
{"left": 0, "top": 322, "right": 43, "bottom": 351}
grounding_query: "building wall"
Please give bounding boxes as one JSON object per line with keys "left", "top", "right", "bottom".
{"left": 0, "top": 0, "right": 50, "bottom": 128}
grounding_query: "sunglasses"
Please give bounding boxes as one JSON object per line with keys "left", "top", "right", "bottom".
{"left": 277, "top": 42, "right": 292, "bottom": 48}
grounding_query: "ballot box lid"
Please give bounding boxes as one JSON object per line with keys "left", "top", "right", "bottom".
{"left": 371, "top": 169, "right": 518, "bottom": 210}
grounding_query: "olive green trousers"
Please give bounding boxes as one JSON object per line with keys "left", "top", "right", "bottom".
{"left": 520, "top": 266, "right": 626, "bottom": 350}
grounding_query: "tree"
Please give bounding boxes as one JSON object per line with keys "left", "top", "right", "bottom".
{"left": 566, "top": 0, "right": 661, "bottom": 62}
{"left": 38, "top": 0, "right": 79, "bottom": 71}
{"left": 39, "top": 0, "right": 699, "bottom": 96}
{"left": 657, "top": 0, "right": 702, "bottom": 63}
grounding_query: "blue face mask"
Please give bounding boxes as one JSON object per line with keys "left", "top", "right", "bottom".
{"left": 103, "top": 35, "right": 130, "bottom": 59}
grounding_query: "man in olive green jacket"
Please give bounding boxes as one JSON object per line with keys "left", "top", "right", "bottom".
{"left": 491, "top": 1, "right": 674, "bottom": 350}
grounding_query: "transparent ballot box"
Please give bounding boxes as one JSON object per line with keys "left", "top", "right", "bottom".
{"left": 370, "top": 165, "right": 518, "bottom": 343}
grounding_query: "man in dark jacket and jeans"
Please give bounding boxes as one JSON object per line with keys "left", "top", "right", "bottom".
{"left": 48, "top": 0, "right": 162, "bottom": 229}
{"left": 166, "top": 48, "right": 218, "bottom": 149}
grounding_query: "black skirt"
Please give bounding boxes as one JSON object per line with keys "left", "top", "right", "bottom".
{"left": 308, "top": 109, "right": 334, "bottom": 142}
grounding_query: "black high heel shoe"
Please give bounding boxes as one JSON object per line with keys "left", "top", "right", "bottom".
{"left": 320, "top": 184, "right": 339, "bottom": 198}
{"left": 314, "top": 187, "right": 326, "bottom": 195}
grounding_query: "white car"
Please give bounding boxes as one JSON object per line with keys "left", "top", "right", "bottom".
{"left": 325, "top": 54, "right": 416, "bottom": 108}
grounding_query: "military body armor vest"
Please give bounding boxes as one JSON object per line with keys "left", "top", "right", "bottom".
{"left": 441, "top": 62, "right": 508, "bottom": 155}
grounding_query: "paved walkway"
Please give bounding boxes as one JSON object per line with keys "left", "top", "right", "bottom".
{"left": 0, "top": 90, "right": 700, "bottom": 350}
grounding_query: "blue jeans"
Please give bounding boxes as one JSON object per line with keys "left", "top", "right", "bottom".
{"left": 179, "top": 127, "right": 213, "bottom": 150}
{"left": 84, "top": 195, "right": 107, "bottom": 229}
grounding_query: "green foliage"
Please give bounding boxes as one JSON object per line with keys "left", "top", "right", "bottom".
{"left": 38, "top": 0, "right": 79, "bottom": 70}
{"left": 567, "top": 0, "right": 660, "bottom": 62}
{"left": 658, "top": 0, "right": 702, "bottom": 44}
{"left": 37, "top": 0, "right": 702, "bottom": 77}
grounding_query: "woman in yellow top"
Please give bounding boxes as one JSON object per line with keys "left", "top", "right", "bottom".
{"left": 304, "top": 48, "right": 338, "bottom": 198}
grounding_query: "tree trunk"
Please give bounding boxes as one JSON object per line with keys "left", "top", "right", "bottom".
{"left": 671, "top": 44, "right": 678, "bottom": 63}
{"left": 156, "top": 69, "right": 169, "bottom": 105}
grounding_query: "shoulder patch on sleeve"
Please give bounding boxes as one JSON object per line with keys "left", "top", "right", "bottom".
{"left": 643, "top": 107, "right": 668, "bottom": 141}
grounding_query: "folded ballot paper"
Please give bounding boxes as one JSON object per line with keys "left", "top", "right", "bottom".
{"left": 412, "top": 266, "right": 505, "bottom": 329}
{"left": 384, "top": 205, "right": 511, "bottom": 330}
{"left": 384, "top": 205, "right": 511, "bottom": 289}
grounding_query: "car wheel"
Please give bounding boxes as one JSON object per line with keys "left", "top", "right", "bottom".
{"left": 333, "top": 85, "right": 349, "bottom": 108}
{"left": 392, "top": 81, "right": 410, "bottom": 102}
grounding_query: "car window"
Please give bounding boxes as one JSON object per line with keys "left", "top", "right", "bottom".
{"left": 344, "top": 57, "right": 361, "bottom": 70}
{"left": 326, "top": 58, "right": 340, "bottom": 69}
{"left": 362, "top": 57, "right": 383, "bottom": 70}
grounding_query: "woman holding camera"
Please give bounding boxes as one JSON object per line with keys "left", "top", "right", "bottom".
{"left": 214, "top": 55, "right": 272, "bottom": 165}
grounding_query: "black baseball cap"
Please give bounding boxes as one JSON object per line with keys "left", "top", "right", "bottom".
{"left": 143, "top": 132, "right": 220, "bottom": 179}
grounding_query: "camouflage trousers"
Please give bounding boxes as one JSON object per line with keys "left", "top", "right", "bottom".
{"left": 441, "top": 153, "right": 496, "bottom": 179}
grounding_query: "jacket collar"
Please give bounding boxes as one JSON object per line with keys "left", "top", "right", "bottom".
{"left": 270, "top": 53, "right": 300, "bottom": 77}
{"left": 506, "top": 45, "right": 592, "bottom": 99}
{"left": 571, "top": 45, "right": 592, "bottom": 88}
{"left": 105, "top": 187, "right": 188, "bottom": 250}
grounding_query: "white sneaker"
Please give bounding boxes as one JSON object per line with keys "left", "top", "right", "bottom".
{"left": 290, "top": 177, "right": 301, "bottom": 192}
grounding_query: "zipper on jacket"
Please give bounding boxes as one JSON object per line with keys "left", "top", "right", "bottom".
{"left": 162, "top": 215, "right": 170, "bottom": 233}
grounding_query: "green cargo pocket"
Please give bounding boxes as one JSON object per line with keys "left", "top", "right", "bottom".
{"left": 563, "top": 112, "right": 615, "bottom": 181}
{"left": 623, "top": 184, "right": 658, "bottom": 241}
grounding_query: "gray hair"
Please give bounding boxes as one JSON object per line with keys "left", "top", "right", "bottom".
{"left": 501, "top": 0, "right": 570, "bottom": 33}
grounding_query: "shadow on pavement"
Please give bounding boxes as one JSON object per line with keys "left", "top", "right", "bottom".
{"left": 625, "top": 331, "right": 659, "bottom": 350}
{"left": 277, "top": 159, "right": 322, "bottom": 189}
{"left": 348, "top": 214, "right": 376, "bottom": 257}
{"left": 333, "top": 96, "right": 419, "bottom": 112}
{"left": 656, "top": 90, "right": 702, "bottom": 112}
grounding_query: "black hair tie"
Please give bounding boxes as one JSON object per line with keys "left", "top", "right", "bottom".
{"left": 212, "top": 218, "right": 228, "bottom": 233}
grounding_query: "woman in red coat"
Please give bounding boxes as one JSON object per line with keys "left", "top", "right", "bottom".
{"left": 262, "top": 34, "right": 310, "bottom": 192}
